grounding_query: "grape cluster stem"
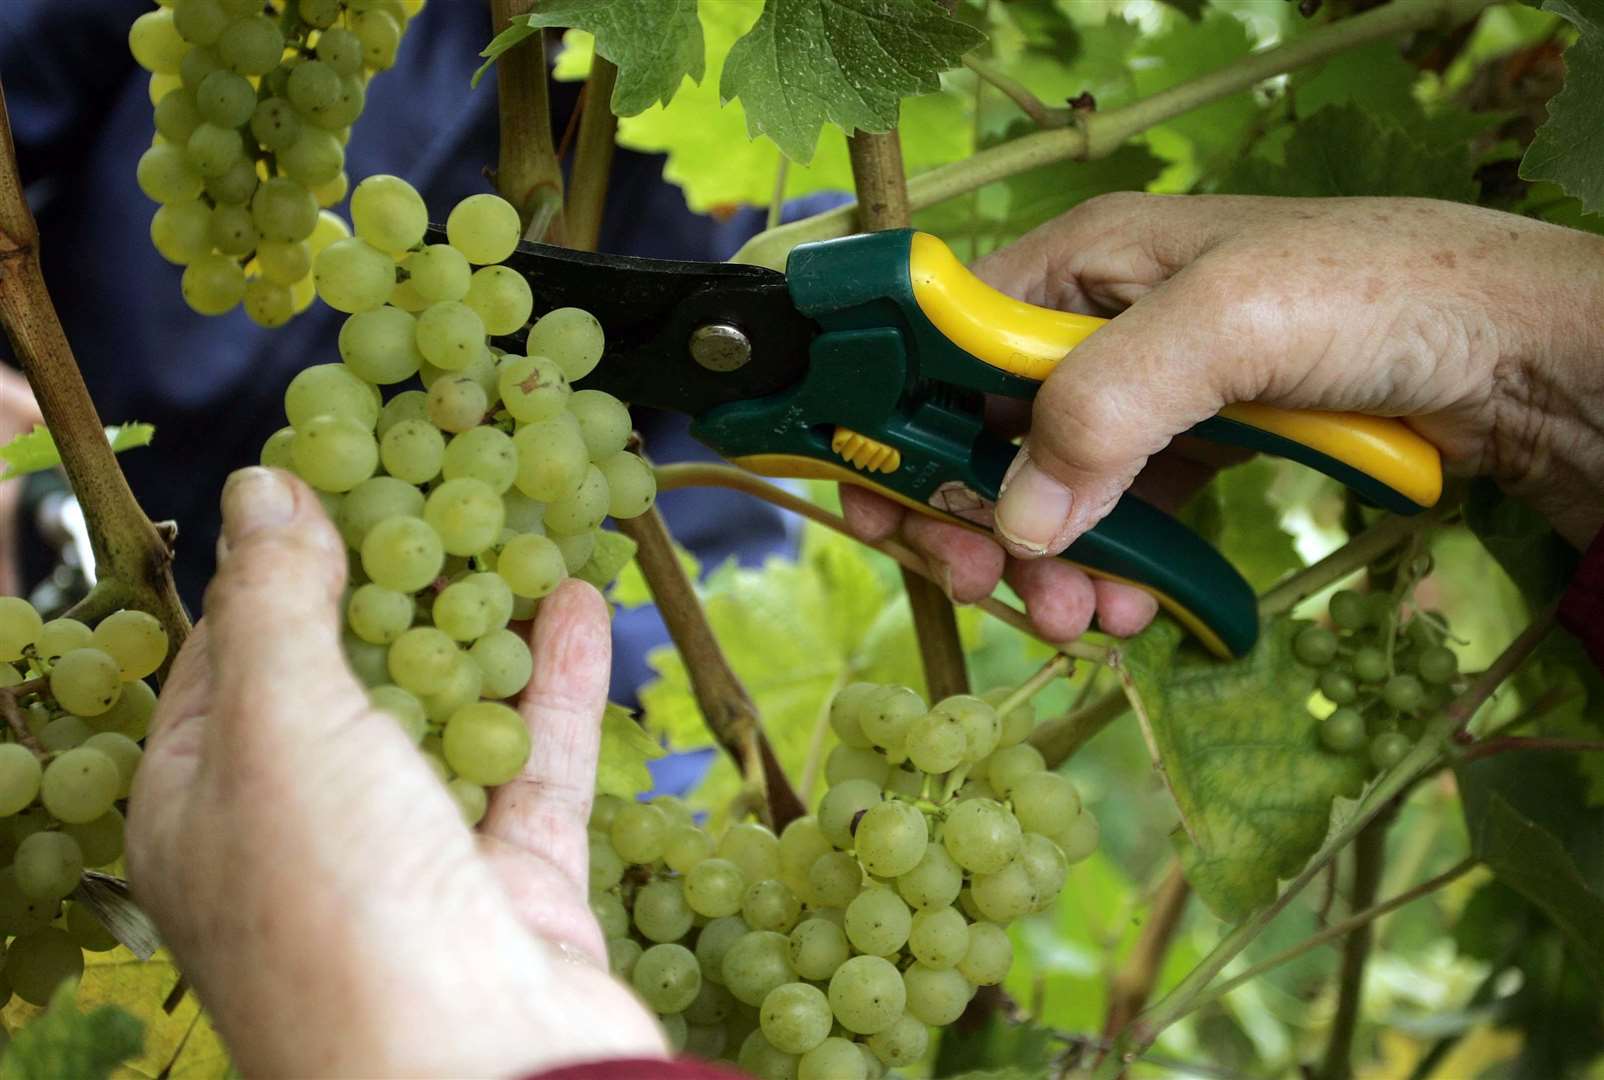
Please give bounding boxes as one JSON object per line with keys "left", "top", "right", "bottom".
{"left": 0, "top": 78, "right": 192, "bottom": 672}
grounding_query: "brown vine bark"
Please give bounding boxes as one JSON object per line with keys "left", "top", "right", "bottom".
{"left": 0, "top": 77, "right": 189, "bottom": 659}
{"left": 847, "top": 130, "right": 970, "bottom": 701}
{"left": 566, "top": 58, "right": 619, "bottom": 254}
{"left": 1315, "top": 809, "right": 1393, "bottom": 1080}
{"left": 1102, "top": 862, "right": 1190, "bottom": 1044}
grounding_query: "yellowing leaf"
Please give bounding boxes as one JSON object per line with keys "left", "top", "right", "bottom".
{"left": 1123, "top": 615, "right": 1368, "bottom": 921}
{"left": 597, "top": 702, "right": 664, "bottom": 800}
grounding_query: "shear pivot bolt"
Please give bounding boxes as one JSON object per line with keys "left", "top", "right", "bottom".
{"left": 689, "top": 323, "right": 751, "bottom": 372}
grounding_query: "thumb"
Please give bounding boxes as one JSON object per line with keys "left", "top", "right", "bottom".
{"left": 993, "top": 276, "right": 1251, "bottom": 556}
{"left": 205, "top": 467, "right": 369, "bottom": 753}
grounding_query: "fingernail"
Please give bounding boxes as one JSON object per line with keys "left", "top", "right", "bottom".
{"left": 221, "top": 467, "right": 295, "bottom": 545}
{"left": 995, "top": 451, "right": 1073, "bottom": 556}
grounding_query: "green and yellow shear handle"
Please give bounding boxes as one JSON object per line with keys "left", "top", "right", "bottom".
{"left": 700, "top": 231, "right": 1444, "bottom": 658}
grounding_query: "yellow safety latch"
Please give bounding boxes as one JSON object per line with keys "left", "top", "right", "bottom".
{"left": 831, "top": 427, "right": 901, "bottom": 474}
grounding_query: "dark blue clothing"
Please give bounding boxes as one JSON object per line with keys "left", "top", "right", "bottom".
{"left": 0, "top": 1, "right": 846, "bottom": 706}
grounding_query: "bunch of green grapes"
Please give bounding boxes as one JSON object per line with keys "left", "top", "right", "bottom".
{"left": 128, "top": 0, "right": 422, "bottom": 325}
{"left": 1293, "top": 582, "right": 1462, "bottom": 772}
{"left": 587, "top": 684, "right": 1097, "bottom": 1079}
{"left": 0, "top": 596, "right": 169, "bottom": 1007}
{"left": 255, "top": 180, "right": 656, "bottom": 824}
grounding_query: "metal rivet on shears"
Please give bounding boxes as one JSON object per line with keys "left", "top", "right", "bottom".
{"left": 689, "top": 323, "right": 751, "bottom": 372}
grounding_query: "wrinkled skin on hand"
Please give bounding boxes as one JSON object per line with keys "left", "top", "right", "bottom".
{"left": 844, "top": 194, "right": 1604, "bottom": 637}
{"left": 128, "top": 467, "right": 666, "bottom": 1078}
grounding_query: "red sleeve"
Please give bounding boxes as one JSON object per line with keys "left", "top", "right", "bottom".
{"left": 1560, "top": 525, "right": 1604, "bottom": 670}
{"left": 524, "top": 1058, "right": 747, "bottom": 1080}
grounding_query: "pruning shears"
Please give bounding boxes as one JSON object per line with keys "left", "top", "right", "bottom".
{"left": 489, "top": 228, "right": 1443, "bottom": 659}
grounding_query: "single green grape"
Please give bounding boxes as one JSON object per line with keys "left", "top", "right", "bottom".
{"left": 844, "top": 887, "right": 912, "bottom": 957}
{"left": 759, "top": 981, "right": 831, "bottom": 1056}
{"left": 1383, "top": 673, "right": 1425, "bottom": 713}
{"left": 853, "top": 799, "right": 927, "bottom": 878}
{"left": 827, "top": 954, "right": 905, "bottom": 1035}
{"left": 610, "top": 802, "right": 668, "bottom": 865}
{"left": 1418, "top": 644, "right": 1458, "bottom": 686}
{"left": 908, "top": 905, "right": 969, "bottom": 969}
{"left": 1319, "top": 670, "right": 1358, "bottom": 705}
{"left": 693, "top": 915, "right": 748, "bottom": 987}
{"left": 985, "top": 742, "right": 1046, "bottom": 799}
{"left": 957, "top": 920, "right": 1012, "bottom": 986}
{"left": 742, "top": 879, "right": 802, "bottom": 934}
{"left": 5, "top": 928, "right": 84, "bottom": 1006}
{"left": 526, "top": 306, "right": 605, "bottom": 381}
{"left": 1293, "top": 624, "right": 1339, "bottom": 667}
{"left": 1353, "top": 646, "right": 1388, "bottom": 683}
{"left": 722, "top": 930, "right": 795, "bottom": 1008}
{"left": 800, "top": 1036, "right": 868, "bottom": 1080}
{"left": 441, "top": 701, "right": 529, "bottom": 786}
{"left": 633, "top": 942, "right": 701, "bottom": 1014}
{"left": 1327, "top": 589, "right": 1367, "bottom": 630}
{"left": 941, "top": 798, "right": 1022, "bottom": 875}
{"left": 50, "top": 648, "right": 124, "bottom": 717}
{"left": 817, "top": 779, "right": 881, "bottom": 850}
{"left": 634, "top": 879, "right": 696, "bottom": 944}
{"left": 1010, "top": 771, "right": 1081, "bottom": 837}
{"left": 1370, "top": 730, "right": 1412, "bottom": 770}
{"left": 787, "top": 918, "right": 849, "bottom": 982}
{"left": 895, "top": 840, "right": 963, "bottom": 910}
{"left": 684, "top": 858, "right": 746, "bottom": 919}
{"left": 1320, "top": 708, "right": 1367, "bottom": 753}
{"left": 13, "top": 832, "right": 84, "bottom": 903}
{"left": 40, "top": 748, "right": 120, "bottom": 825}
{"left": 905, "top": 712, "right": 965, "bottom": 775}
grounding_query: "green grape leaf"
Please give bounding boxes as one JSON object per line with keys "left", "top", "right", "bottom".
{"left": 1458, "top": 750, "right": 1604, "bottom": 977}
{"left": 586, "top": 3, "right": 972, "bottom": 212}
{"left": 573, "top": 530, "right": 638, "bottom": 592}
{"left": 1123, "top": 615, "right": 1368, "bottom": 921}
{"left": 596, "top": 702, "right": 663, "bottom": 800}
{"left": 1130, "top": 11, "right": 1260, "bottom": 180}
{"left": 473, "top": 0, "right": 705, "bottom": 115}
{"left": 1178, "top": 459, "right": 1303, "bottom": 593}
{"left": 939, "top": 1068, "right": 1055, "bottom": 1080}
{"left": 0, "top": 982, "right": 143, "bottom": 1080}
{"left": 1462, "top": 478, "right": 1579, "bottom": 608}
{"left": 1521, "top": 0, "right": 1604, "bottom": 214}
{"left": 719, "top": 0, "right": 986, "bottom": 163}
{"left": 1225, "top": 104, "right": 1480, "bottom": 202}
{"left": 0, "top": 424, "right": 155, "bottom": 481}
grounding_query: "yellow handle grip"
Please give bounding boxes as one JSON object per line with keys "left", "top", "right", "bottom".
{"left": 906, "top": 232, "right": 1442, "bottom": 508}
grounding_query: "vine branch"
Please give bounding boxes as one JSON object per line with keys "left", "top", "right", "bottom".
{"left": 0, "top": 76, "right": 190, "bottom": 665}
{"left": 963, "top": 56, "right": 1067, "bottom": 129}
{"left": 489, "top": 1, "right": 564, "bottom": 242}
{"left": 1178, "top": 855, "right": 1478, "bottom": 1018}
{"left": 1315, "top": 808, "right": 1393, "bottom": 1080}
{"left": 1029, "top": 688, "right": 1128, "bottom": 768}
{"left": 565, "top": 57, "right": 618, "bottom": 253}
{"left": 732, "top": 0, "right": 1496, "bottom": 268}
{"left": 1102, "top": 861, "right": 1190, "bottom": 1044}
{"left": 613, "top": 506, "right": 803, "bottom": 829}
{"left": 847, "top": 129, "right": 971, "bottom": 702}
{"left": 1257, "top": 501, "right": 1457, "bottom": 617}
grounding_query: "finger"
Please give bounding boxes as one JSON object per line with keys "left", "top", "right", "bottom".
{"left": 127, "top": 618, "right": 216, "bottom": 870}
{"left": 993, "top": 271, "right": 1257, "bottom": 558}
{"left": 972, "top": 192, "right": 1254, "bottom": 311}
{"left": 839, "top": 485, "right": 904, "bottom": 543}
{"left": 1092, "top": 579, "right": 1161, "bottom": 638}
{"left": 900, "top": 514, "right": 1005, "bottom": 604}
{"left": 483, "top": 578, "right": 612, "bottom": 895}
{"left": 1005, "top": 556, "right": 1096, "bottom": 644}
{"left": 0, "top": 366, "right": 42, "bottom": 435}
{"left": 205, "top": 467, "right": 369, "bottom": 758}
